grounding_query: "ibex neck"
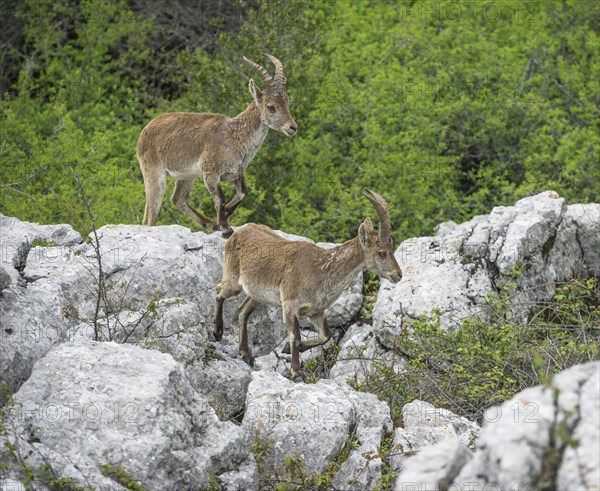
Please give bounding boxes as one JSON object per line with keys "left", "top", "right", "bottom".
{"left": 231, "top": 102, "right": 269, "bottom": 164}
{"left": 232, "top": 101, "right": 268, "bottom": 137}
{"left": 317, "top": 238, "right": 364, "bottom": 304}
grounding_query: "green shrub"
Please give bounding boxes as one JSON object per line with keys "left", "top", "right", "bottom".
{"left": 353, "top": 277, "right": 600, "bottom": 423}
{"left": 1, "top": 0, "right": 598, "bottom": 242}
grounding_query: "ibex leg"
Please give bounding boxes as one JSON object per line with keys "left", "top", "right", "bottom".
{"left": 238, "top": 296, "right": 260, "bottom": 366}
{"left": 171, "top": 179, "right": 218, "bottom": 230}
{"left": 205, "top": 174, "right": 233, "bottom": 238}
{"left": 283, "top": 305, "right": 305, "bottom": 382}
{"left": 214, "top": 280, "right": 241, "bottom": 341}
{"left": 298, "top": 313, "right": 331, "bottom": 352}
{"left": 142, "top": 171, "right": 166, "bottom": 226}
{"left": 224, "top": 177, "right": 248, "bottom": 218}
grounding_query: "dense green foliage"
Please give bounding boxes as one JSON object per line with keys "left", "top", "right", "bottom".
{"left": 352, "top": 277, "right": 600, "bottom": 423}
{"left": 1, "top": 0, "right": 598, "bottom": 240}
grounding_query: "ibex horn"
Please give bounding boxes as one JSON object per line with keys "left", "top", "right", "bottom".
{"left": 243, "top": 56, "right": 272, "bottom": 84}
{"left": 263, "top": 53, "right": 286, "bottom": 86}
{"left": 363, "top": 189, "right": 391, "bottom": 242}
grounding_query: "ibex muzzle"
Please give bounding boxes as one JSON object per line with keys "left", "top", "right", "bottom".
{"left": 214, "top": 190, "right": 402, "bottom": 382}
{"left": 137, "top": 54, "right": 297, "bottom": 237}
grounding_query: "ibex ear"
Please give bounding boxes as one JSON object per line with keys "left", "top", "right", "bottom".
{"left": 248, "top": 79, "right": 263, "bottom": 105}
{"left": 358, "top": 218, "right": 374, "bottom": 246}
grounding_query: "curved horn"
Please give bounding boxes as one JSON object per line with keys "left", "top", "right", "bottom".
{"left": 263, "top": 53, "right": 286, "bottom": 86}
{"left": 363, "top": 189, "right": 391, "bottom": 242}
{"left": 243, "top": 56, "right": 272, "bottom": 84}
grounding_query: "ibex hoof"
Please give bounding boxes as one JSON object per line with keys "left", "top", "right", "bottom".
{"left": 213, "top": 330, "right": 223, "bottom": 342}
{"left": 241, "top": 353, "right": 255, "bottom": 367}
{"left": 221, "top": 227, "right": 234, "bottom": 239}
{"left": 292, "top": 372, "right": 306, "bottom": 383}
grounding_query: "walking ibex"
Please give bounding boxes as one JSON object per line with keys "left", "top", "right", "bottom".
{"left": 214, "top": 190, "right": 402, "bottom": 382}
{"left": 137, "top": 54, "right": 297, "bottom": 237}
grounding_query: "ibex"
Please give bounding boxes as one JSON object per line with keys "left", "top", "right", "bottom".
{"left": 214, "top": 190, "right": 402, "bottom": 382}
{"left": 137, "top": 54, "right": 297, "bottom": 237}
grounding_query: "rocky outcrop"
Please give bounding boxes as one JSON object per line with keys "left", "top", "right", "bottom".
{"left": 0, "top": 215, "right": 84, "bottom": 403}
{"left": 0, "top": 284, "right": 71, "bottom": 406}
{"left": 391, "top": 400, "right": 479, "bottom": 473}
{"left": 0, "top": 339, "right": 257, "bottom": 490}
{"left": 1, "top": 192, "right": 598, "bottom": 490}
{"left": 374, "top": 191, "right": 600, "bottom": 340}
{"left": 0, "top": 219, "right": 362, "bottom": 400}
{"left": 329, "top": 322, "right": 405, "bottom": 384}
{"left": 185, "top": 338, "right": 253, "bottom": 418}
{"left": 393, "top": 438, "right": 473, "bottom": 491}
{"left": 242, "top": 370, "right": 392, "bottom": 489}
{"left": 0, "top": 214, "right": 81, "bottom": 287}
{"left": 0, "top": 266, "right": 11, "bottom": 293}
{"left": 394, "top": 361, "right": 600, "bottom": 490}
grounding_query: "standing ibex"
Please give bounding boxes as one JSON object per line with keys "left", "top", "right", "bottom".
{"left": 137, "top": 54, "right": 297, "bottom": 237}
{"left": 214, "top": 190, "right": 402, "bottom": 382}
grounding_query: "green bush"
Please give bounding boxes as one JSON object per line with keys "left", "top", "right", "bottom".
{"left": 353, "top": 278, "right": 600, "bottom": 423}
{"left": 1, "top": 0, "right": 598, "bottom": 242}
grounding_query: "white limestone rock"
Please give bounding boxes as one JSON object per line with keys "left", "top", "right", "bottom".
{"left": 0, "top": 339, "right": 257, "bottom": 490}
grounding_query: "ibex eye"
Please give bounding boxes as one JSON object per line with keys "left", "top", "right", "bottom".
{"left": 378, "top": 252, "right": 387, "bottom": 258}
{"left": 267, "top": 105, "right": 276, "bottom": 113}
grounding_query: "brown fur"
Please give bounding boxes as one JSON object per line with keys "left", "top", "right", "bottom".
{"left": 137, "top": 56, "right": 297, "bottom": 237}
{"left": 214, "top": 192, "right": 402, "bottom": 381}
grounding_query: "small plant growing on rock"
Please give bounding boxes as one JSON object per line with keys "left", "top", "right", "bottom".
{"left": 372, "top": 427, "right": 398, "bottom": 491}
{"left": 30, "top": 240, "right": 56, "bottom": 247}
{"left": 302, "top": 342, "right": 341, "bottom": 383}
{"left": 275, "top": 456, "right": 319, "bottom": 490}
{"left": 37, "top": 463, "right": 90, "bottom": 491}
{"left": 204, "top": 473, "right": 221, "bottom": 491}
{"left": 1, "top": 427, "right": 89, "bottom": 491}
{"left": 316, "top": 430, "right": 360, "bottom": 489}
{"left": 359, "top": 271, "right": 381, "bottom": 322}
{"left": 99, "top": 464, "right": 147, "bottom": 491}
{"left": 251, "top": 429, "right": 274, "bottom": 478}
{"left": 251, "top": 427, "right": 361, "bottom": 490}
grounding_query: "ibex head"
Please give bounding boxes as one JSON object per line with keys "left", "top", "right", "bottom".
{"left": 358, "top": 190, "right": 402, "bottom": 283}
{"left": 244, "top": 54, "right": 298, "bottom": 137}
